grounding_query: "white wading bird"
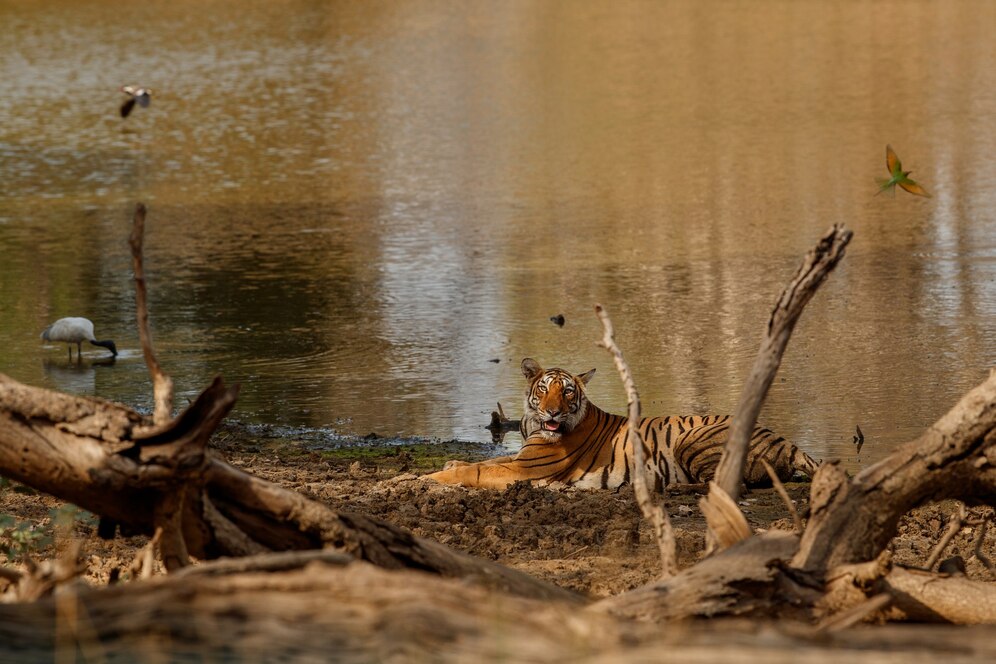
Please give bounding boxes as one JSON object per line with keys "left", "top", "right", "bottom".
{"left": 120, "top": 85, "right": 152, "bottom": 118}
{"left": 40, "top": 317, "right": 117, "bottom": 360}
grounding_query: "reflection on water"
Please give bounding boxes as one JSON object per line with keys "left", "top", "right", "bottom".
{"left": 1, "top": 1, "right": 995, "bottom": 469}
{"left": 42, "top": 356, "right": 117, "bottom": 396}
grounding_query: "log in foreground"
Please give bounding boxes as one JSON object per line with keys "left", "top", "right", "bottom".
{"left": 595, "top": 368, "right": 996, "bottom": 625}
{"left": 794, "top": 367, "right": 996, "bottom": 573}
{"left": 0, "top": 373, "right": 576, "bottom": 603}
{"left": 2, "top": 556, "right": 996, "bottom": 663}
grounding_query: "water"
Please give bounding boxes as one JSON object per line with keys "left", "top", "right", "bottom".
{"left": 1, "top": 0, "right": 994, "bottom": 468}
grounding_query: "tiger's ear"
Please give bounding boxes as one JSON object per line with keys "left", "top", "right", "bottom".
{"left": 577, "top": 368, "right": 596, "bottom": 385}
{"left": 521, "top": 358, "right": 543, "bottom": 380}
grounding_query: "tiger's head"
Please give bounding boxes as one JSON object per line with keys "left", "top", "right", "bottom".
{"left": 520, "top": 358, "right": 596, "bottom": 441}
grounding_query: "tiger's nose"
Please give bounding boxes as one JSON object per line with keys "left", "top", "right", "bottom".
{"left": 546, "top": 408, "right": 561, "bottom": 418}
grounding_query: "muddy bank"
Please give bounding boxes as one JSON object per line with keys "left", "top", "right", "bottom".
{"left": 2, "top": 422, "right": 994, "bottom": 598}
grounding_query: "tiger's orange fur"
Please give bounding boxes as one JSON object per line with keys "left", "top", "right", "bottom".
{"left": 426, "top": 358, "right": 819, "bottom": 490}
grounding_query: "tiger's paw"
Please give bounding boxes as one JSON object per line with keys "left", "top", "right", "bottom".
{"left": 442, "top": 459, "right": 471, "bottom": 470}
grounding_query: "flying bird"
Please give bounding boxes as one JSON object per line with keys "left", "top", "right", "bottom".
{"left": 877, "top": 145, "right": 931, "bottom": 197}
{"left": 550, "top": 314, "right": 565, "bottom": 327}
{"left": 40, "top": 317, "right": 118, "bottom": 360}
{"left": 853, "top": 424, "right": 865, "bottom": 456}
{"left": 120, "top": 85, "right": 152, "bottom": 118}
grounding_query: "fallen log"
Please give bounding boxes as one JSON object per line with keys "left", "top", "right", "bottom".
{"left": 793, "top": 368, "right": 996, "bottom": 573}
{"left": 2, "top": 557, "right": 995, "bottom": 663}
{"left": 0, "top": 373, "right": 577, "bottom": 603}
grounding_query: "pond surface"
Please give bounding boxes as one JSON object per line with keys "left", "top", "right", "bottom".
{"left": 1, "top": 0, "right": 994, "bottom": 467}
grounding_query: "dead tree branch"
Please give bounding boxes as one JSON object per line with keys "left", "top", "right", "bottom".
{"left": 595, "top": 303, "right": 678, "bottom": 578}
{"left": 129, "top": 202, "right": 174, "bottom": 425}
{"left": 704, "top": 224, "right": 851, "bottom": 551}
{"left": 713, "top": 224, "right": 851, "bottom": 503}
{"left": 761, "top": 458, "right": 803, "bottom": 535}
{"left": 924, "top": 503, "right": 967, "bottom": 571}
{"left": 974, "top": 519, "right": 994, "bottom": 571}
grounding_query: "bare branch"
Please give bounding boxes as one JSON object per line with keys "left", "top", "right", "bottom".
{"left": 129, "top": 203, "right": 174, "bottom": 425}
{"left": 973, "top": 519, "right": 994, "bottom": 571}
{"left": 714, "top": 224, "right": 852, "bottom": 503}
{"left": 127, "top": 527, "right": 162, "bottom": 581}
{"left": 815, "top": 593, "right": 893, "bottom": 633}
{"left": 594, "top": 303, "right": 678, "bottom": 578}
{"left": 924, "top": 503, "right": 967, "bottom": 571}
{"left": 761, "top": 458, "right": 803, "bottom": 534}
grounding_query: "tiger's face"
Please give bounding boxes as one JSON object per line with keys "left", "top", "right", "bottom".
{"left": 521, "top": 358, "right": 595, "bottom": 441}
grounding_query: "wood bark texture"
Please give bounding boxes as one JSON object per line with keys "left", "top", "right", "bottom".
{"left": 793, "top": 367, "right": 996, "bottom": 573}
{"left": 3, "top": 557, "right": 996, "bottom": 663}
{"left": 0, "top": 373, "right": 576, "bottom": 603}
{"left": 129, "top": 202, "right": 174, "bottom": 426}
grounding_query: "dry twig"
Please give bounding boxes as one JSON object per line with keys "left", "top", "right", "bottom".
{"left": 973, "top": 518, "right": 994, "bottom": 571}
{"left": 925, "top": 503, "right": 967, "bottom": 571}
{"left": 595, "top": 303, "right": 678, "bottom": 578}
{"left": 761, "top": 458, "right": 802, "bottom": 534}
{"left": 815, "top": 593, "right": 892, "bottom": 633}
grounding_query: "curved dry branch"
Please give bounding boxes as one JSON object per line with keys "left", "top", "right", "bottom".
{"left": 713, "top": 224, "right": 852, "bottom": 502}
{"left": 129, "top": 202, "right": 174, "bottom": 425}
{"left": 702, "top": 225, "right": 851, "bottom": 553}
{"left": 594, "top": 303, "right": 678, "bottom": 578}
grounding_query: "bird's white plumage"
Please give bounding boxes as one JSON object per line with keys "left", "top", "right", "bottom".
{"left": 41, "top": 317, "right": 97, "bottom": 343}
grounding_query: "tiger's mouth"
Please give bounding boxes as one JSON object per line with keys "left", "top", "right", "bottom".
{"left": 541, "top": 419, "right": 565, "bottom": 435}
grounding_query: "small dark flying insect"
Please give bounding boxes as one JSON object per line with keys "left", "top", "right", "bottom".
{"left": 550, "top": 314, "right": 565, "bottom": 327}
{"left": 120, "top": 86, "right": 152, "bottom": 118}
{"left": 876, "top": 145, "right": 931, "bottom": 197}
{"left": 853, "top": 424, "right": 865, "bottom": 455}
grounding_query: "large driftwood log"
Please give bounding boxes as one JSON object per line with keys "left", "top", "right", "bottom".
{"left": 3, "top": 556, "right": 995, "bottom": 663}
{"left": 591, "top": 531, "right": 813, "bottom": 621}
{"left": 0, "top": 373, "right": 576, "bottom": 603}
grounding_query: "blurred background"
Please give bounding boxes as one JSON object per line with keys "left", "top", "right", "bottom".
{"left": 1, "top": 0, "right": 994, "bottom": 467}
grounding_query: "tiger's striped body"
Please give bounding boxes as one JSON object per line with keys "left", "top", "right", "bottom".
{"left": 426, "top": 358, "right": 819, "bottom": 490}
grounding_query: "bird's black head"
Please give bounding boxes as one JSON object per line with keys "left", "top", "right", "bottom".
{"left": 91, "top": 339, "right": 118, "bottom": 357}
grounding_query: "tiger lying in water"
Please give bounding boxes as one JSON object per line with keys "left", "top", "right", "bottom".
{"left": 425, "top": 358, "right": 820, "bottom": 490}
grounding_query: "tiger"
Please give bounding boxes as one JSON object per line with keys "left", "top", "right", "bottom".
{"left": 425, "top": 357, "right": 820, "bottom": 490}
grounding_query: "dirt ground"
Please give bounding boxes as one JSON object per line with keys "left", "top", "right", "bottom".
{"left": 2, "top": 422, "right": 995, "bottom": 598}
